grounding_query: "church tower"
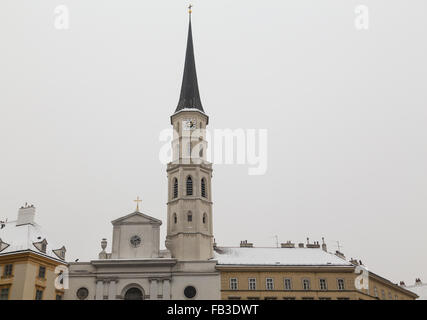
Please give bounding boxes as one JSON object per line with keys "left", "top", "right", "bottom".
{"left": 165, "top": 10, "right": 214, "bottom": 261}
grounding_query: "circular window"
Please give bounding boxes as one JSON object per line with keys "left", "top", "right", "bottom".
{"left": 184, "top": 286, "right": 197, "bottom": 299}
{"left": 76, "top": 287, "right": 89, "bottom": 300}
{"left": 130, "top": 235, "right": 142, "bottom": 248}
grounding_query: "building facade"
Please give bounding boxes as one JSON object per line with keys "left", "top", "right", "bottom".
{"left": 0, "top": 205, "right": 68, "bottom": 300}
{"left": 65, "top": 210, "right": 219, "bottom": 300}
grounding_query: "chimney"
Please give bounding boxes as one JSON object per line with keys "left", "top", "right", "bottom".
{"left": 281, "top": 241, "right": 295, "bottom": 248}
{"left": 16, "top": 203, "right": 36, "bottom": 226}
{"left": 321, "top": 237, "right": 327, "bottom": 252}
{"left": 306, "top": 240, "right": 320, "bottom": 249}
{"left": 415, "top": 278, "right": 422, "bottom": 285}
{"left": 399, "top": 281, "right": 406, "bottom": 287}
{"left": 240, "top": 240, "right": 253, "bottom": 248}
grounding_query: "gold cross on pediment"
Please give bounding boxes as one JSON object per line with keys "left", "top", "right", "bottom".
{"left": 134, "top": 196, "right": 142, "bottom": 212}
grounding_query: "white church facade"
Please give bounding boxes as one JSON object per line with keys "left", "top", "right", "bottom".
{"left": 64, "top": 11, "right": 220, "bottom": 300}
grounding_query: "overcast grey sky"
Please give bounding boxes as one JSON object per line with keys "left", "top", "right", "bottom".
{"left": 1, "top": 0, "right": 426, "bottom": 285}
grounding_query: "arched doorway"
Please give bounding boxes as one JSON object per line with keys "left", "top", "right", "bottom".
{"left": 124, "top": 287, "right": 144, "bottom": 300}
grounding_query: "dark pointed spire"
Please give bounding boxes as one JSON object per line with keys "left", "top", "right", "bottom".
{"left": 175, "top": 8, "right": 204, "bottom": 113}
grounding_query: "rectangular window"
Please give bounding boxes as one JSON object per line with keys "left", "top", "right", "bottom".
{"left": 266, "top": 278, "right": 274, "bottom": 290}
{"left": 265, "top": 297, "right": 277, "bottom": 300}
{"left": 283, "top": 297, "right": 296, "bottom": 300}
{"left": 56, "top": 294, "right": 63, "bottom": 300}
{"left": 302, "top": 279, "right": 311, "bottom": 291}
{"left": 381, "top": 290, "right": 385, "bottom": 299}
{"left": 337, "top": 297, "right": 350, "bottom": 300}
{"left": 284, "top": 278, "right": 292, "bottom": 290}
{"left": 0, "top": 288, "right": 9, "bottom": 300}
{"left": 319, "top": 279, "right": 328, "bottom": 290}
{"left": 3, "top": 264, "right": 13, "bottom": 277}
{"left": 187, "top": 214, "right": 192, "bottom": 222}
{"left": 38, "top": 266, "right": 46, "bottom": 279}
{"left": 319, "top": 297, "right": 332, "bottom": 300}
{"left": 227, "top": 296, "right": 241, "bottom": 300}
{"left": 35, "top": 289, "right": 43, "bottom": 300}
{"left": 230, "top": 278, "right": 238, "bottom": 290}
{"left": 247, "top": 297, "right": 260, "bottom": 300}
{"left": 248, "top": 278, "right": 256, "bottom": 290}
{"left": 337, "top": 279, "right": 345, "bottom": 291}
{"left": 374, "top": 286, "right": 378, "bottom": 297}
{"left": 302, "top": 297, "right": 314, "bottom": 300}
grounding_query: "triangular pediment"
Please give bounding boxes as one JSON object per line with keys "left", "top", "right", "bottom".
{"left": 111, "top": 211, "right": 162, "bottom": 226}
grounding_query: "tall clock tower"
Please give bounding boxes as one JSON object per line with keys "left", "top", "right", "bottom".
{"left": 165, "top": 12, "right": 214, "bottom": 261}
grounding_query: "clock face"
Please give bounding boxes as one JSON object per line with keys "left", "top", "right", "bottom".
{"left": 130, "top": 235, "right": 142, "bottom": 248}
{"left": 183, "top": 119, "right": 196, "bottom": 131}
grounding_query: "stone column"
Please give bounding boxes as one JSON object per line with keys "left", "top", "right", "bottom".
{"left": 95, "top": 280, "right": 103, "bottom": 300}
{"left": 108, "top": 280, "right": 117, "bottom": 300}
{"left": 149, "top": 279, "right": 158, "bottom": 300}
{"left": 163, "top": 279, "right": 171, "bottom": 300}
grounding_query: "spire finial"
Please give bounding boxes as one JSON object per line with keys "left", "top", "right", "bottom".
{"left": 188, "top": 4, "right": 193, "bottom": 15}
{"left": 134, "top": 196, "right": 142, "bottom": 212}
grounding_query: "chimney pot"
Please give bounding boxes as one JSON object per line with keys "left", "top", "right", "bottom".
{"left": 16, "top": 205, "right": 36, "bottom": 226}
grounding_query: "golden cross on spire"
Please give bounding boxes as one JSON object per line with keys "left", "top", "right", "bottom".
{"left": 134, "top": 196, "right": 142, "bottom": 212}
{"left": 188, "top": 4, "right": 193, "bottom": 14}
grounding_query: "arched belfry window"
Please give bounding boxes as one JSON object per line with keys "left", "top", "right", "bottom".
{"left": 203, "top": 213, "right": 207, "bottom": 224}
{"left": 173, "top": 178, "right": 178, "bottom": 198}
{"left": 186, "top": 176, "right": 193, "bottom": 196}
{"left": 201, "top": 178, "right": 207, "bottom": 198}
{"left": 173, "top": 213, "right": 177, "bottom": 224}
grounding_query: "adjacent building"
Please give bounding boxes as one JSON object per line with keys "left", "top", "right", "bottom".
{"left": 215, "top": 240, "right": 418, "bottom": 300}
{"left": 0, "top": 204, "right": 68, "bottom": 300}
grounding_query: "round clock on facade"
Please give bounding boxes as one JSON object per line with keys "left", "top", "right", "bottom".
{"left": 130, "top": 235, "right": 142, "bottom": 248}
{"left": 183, "top": 119, "right": 196, "bottom": 131}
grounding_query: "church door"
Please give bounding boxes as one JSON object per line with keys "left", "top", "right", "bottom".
{"left": 124, "top": 287, "right": 144, "bottom": 300}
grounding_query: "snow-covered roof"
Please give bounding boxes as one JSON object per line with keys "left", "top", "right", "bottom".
{"left": 405, "top": 283, "right": 427, "bottom": 300}
{"left": 0, "top": 208, "right": 67, "bottom": 263}
{"left": 214, "top": 247, "right": 353, "bottom": 267}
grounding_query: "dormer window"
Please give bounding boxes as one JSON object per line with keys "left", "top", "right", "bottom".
{"left": 0, "top": 238, "right": 10, "bottom": 253}
{"left": 33, "top": 239, "right": 48, "bottom": 254}
{"left": 53, "top": 246, "right": 67, "bottom": 260}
